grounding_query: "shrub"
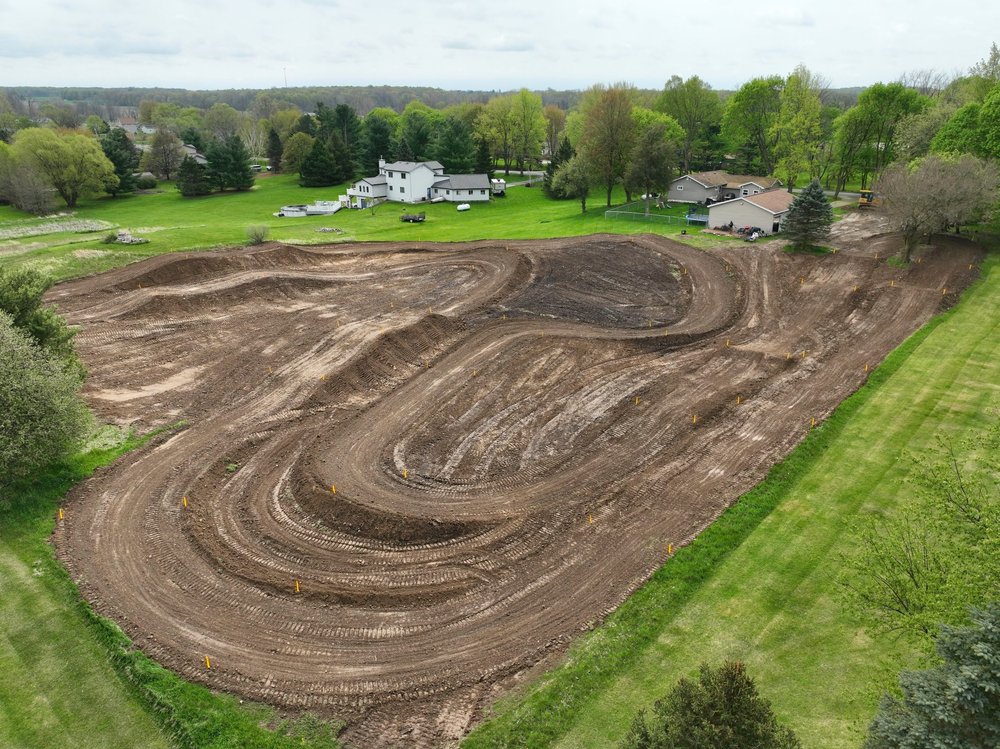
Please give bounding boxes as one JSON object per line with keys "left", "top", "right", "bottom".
{"left": 0, "top": 311, "right": 92, "bottom": 483}
{"left": 246, "top": 225, "right": 269, "bottom": 245}
{"left": 135, "top": 174, "right": 157, "bottom": 189}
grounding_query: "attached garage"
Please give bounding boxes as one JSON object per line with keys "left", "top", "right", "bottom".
{"left": 707, "top": 190, "right": 796, "bottom": 233}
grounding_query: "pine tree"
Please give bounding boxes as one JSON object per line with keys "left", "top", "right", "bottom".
{"left": 266, "top": 128, "right": 282, "bottom": 173}
{"left": 98, "top": 127, "right": 139, "bottom": 197}
{"left": 781, "top": 179, "right": 833, "bottom": 250}
{"left": 175, "top": 155, "right": 212, "bottom": 196}
{"left": 328, "top": 132, "right": 354, "bottom": 184}
{"left": 431, "top": 116, "right": 475, "bottom": 173}
{"left": 299, "top": 138, "right": 338, "bottom": 187}
{"left": 474, "top": 138, "right": 494, "bottom": 179}
{"left": 865, "top": 604, "right": 1000, "bottom": 749}
{"left": 206, "top": 135, "right": 254, "bottom": 191}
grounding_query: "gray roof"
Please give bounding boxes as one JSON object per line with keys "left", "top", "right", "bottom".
{"left": 382, "top": 160, "right": 444, "bottom": 173}
{"left": 433, "top": 174, "right": 491, "bottom": 190}
{"left": 358, "top": 174, "right": 386, "bottom": 185}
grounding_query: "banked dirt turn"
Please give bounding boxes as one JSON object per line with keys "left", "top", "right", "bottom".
{"left": 52, "top": 226, "right": 980, "bottom": 746}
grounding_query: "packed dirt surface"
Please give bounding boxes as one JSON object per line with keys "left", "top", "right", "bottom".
{"left": 52, "top": 222, "right": 981, "bottom": 747}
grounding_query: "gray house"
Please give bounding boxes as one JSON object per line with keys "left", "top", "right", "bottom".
{"left": 707, "top": 190, "right": 796, "bottom": 233}
{"left": 667, "top": 171, "right": 782, "bottom": 204}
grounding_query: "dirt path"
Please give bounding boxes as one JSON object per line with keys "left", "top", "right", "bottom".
{"left": 52, "top": 225, "right": 981, "bottom": 747}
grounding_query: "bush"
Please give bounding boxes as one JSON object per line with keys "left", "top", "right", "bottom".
{"left": 246, "top": 225, "right": 269, "bottom": 245}
{"left": 0, "top": 266, "right": 82, "bottom": 377}
{"left": 101, "top": 231, "right": 118, "bottom": 244}
{"left": 135, "top": 174, "right": 157, "bottom": 189}
{"left": 0, "top": 311, "right": 91, "bottom": 482}
{"left": 621, "top": 661, "right": 801, "bottom": 749}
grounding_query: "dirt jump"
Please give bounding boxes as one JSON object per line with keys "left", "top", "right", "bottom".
{"left": 52, "top": 217, "right": 980, "bottom": 747}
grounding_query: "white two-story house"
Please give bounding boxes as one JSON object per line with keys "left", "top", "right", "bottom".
{"left": 348, "top": 159, "right": 491, "bottom": 207}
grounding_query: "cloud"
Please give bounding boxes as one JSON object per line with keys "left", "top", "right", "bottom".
{"left": 442, "top": 36, "right": 535, "bottom": 53}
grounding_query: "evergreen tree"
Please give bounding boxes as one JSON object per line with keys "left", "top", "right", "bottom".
{"left": 362, "top": 112, "right": 395, "bottom": 174}
{"left": 781, "top": 179, "right": 833, "bottom": 250}
{"left": 299, "top": 137, "right": 338, "bottom": 187}
{"left": 621, "top": 661, "right": 801, "bottom": 749}
{"left": 98, "top": 127, "right": 139, "bottom": 197}
{"left": 474, "top": 138, "right": 494, "bottom": 179}
{"left": 328, "top": 132, "right": 354, "bottom": 183}
{"left": 206, "top": 135, "right": 254, "bottom": 191}
{"left": 176, "top": 155, "right": 212, "bottom": 196}
{"left": 333, "top": 104, "right": 363, "bottom": 171}
{"left": 178, "top": 126, "right": 206, "bottom": 153}
{"left": 865, "top": 604, "right": 1000, "bottom": 749}
{"left": 395, "top": 137, "right": 415, "bottom": 162}
{"left": 291, "top": 112, "right": 316, "bottom": 137}
{"left": 431, "top": 115, "right": 475, "bottom": 173}
{"left": 266, "top": 127, "right": 282, "bottom": 173}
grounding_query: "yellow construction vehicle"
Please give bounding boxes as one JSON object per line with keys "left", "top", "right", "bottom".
{"left": 858, "top": 189, "right": 881, "bottom": 208}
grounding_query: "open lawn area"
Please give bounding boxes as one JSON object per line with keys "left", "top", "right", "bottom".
{"left": 0, "top": 175, "right": 717, "bottom": 280}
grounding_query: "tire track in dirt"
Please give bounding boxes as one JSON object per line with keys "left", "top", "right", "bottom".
{"left": 52, "top": 228, "right": 982, "bottom": 746}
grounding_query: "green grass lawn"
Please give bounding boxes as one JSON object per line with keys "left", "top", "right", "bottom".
{"left": 0, "top": 175, "right": 707, "bottom": 280}
{"left": 464, "top": 254, "right": 1000, "bottom": 749}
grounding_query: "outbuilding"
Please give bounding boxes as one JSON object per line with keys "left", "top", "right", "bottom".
{"left": 707, "top": 190, "right": 796, "bottom": 233}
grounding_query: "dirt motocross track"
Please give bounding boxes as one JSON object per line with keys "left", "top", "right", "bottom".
{"left": 53, "top": 218, "right": 980, "bottom": 746}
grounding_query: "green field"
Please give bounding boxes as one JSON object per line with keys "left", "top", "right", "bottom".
{"left": 1, "top": 178, "right": 996, "bottom": 748}
{"left": 0, "top": 175, "right": 716, "bottom": 281}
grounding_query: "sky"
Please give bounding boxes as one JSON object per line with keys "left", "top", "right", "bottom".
{"left": 1, "top": 0, "right": 998, "bottom": 92}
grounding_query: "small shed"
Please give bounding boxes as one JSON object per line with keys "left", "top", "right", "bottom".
{"left": 707, "top": 190, "right": 796, "bottom": 233}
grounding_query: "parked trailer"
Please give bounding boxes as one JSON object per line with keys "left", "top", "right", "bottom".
{"left": 400, "top": 212, "right": 426, "bottom": 223}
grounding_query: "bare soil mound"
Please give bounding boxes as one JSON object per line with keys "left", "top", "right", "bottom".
{"left": 52, "top": 226, "right": 982, "bottom": 747}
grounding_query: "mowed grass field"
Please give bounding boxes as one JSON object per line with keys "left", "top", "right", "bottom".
{"left": 1, "top": 176, "right": 997, "bottom": 748}
{"left": 464, "top": 254, "right": 1000, "bottom": 748}
{"left": 0, "top": 173, "right": 715, "bottom": 281}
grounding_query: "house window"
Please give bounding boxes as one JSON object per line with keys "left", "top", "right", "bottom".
{"left": 676, "top": 185, "right": 683, "bottom": 191}
{"left": 446, "top": 189, "right": 451, "bottom": 195}
{"left": 753, "top": 190, "right": 759, "bottom": 194}
{"left": 387, "top": 171, "right": 393, "bottom": 177}
{"left": 401, "top": 173, "right": 406, "bottom": 179}
{"left": 480, "top": 189, "right": 486, "bottom": 194}
{"left": 389, "top": 185, "right": 393, "bottom": 191}
{"left": 400, "top": 186, "right": 405, "bottom": 194}
{"left": 741, "top": 189, "right": 749, "bottom": 196}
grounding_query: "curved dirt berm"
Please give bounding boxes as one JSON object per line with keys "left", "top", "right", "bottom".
{"left": 52, "top": 230, "right": 981, "bottom": 746}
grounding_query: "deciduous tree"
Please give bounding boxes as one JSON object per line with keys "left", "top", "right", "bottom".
{"left": 655, "top": 75, "right": 722, "bottom": 172}
{"left": 578, "top": 84, "right": 636, "bottom": 206}
{"left": 543, "top": 104, "right": 566, "bottom": 159}
{"left": 620, "top": 661, "right": 801, "bottom": 749}
{"left": 477, "top": 94, "right": 516, "bottom": 174}
{"left": 551, "top": 155, "right": 591, "bottom": 213}
{"left": 624, "top": 109, "right": 682, "bottom": 210}
{"left": 722, "top": 76, "right": 783, "bottom": 174}
{"left": 772, "top": 66, "right": 823, "bottom": 191}
{"left": 204, "top": 102, "right": 242, "bottom": 140}
{"left": 875, "top": 154, "right": 999, "bottom": 261}
{"left": 0, "top": 143, "right": 54, "bottom": 214}
{"left": 510, "top": 88, "right": 546, "bottom": 172}
{"left": 282, "top": 132, "right": 315, "bottom": 175}
{"left": 13, "top": 128, "right": 116, "bottom": 208}
{"left": 144, "top": 129, "right": 184, "bottom": 180}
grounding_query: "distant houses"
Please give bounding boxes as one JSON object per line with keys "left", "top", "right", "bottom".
{"left": 668, "top": 171, "right": 782, "bottom": 205}
{"left": 348, "top": 159, "right": 490, "bottom": 208}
